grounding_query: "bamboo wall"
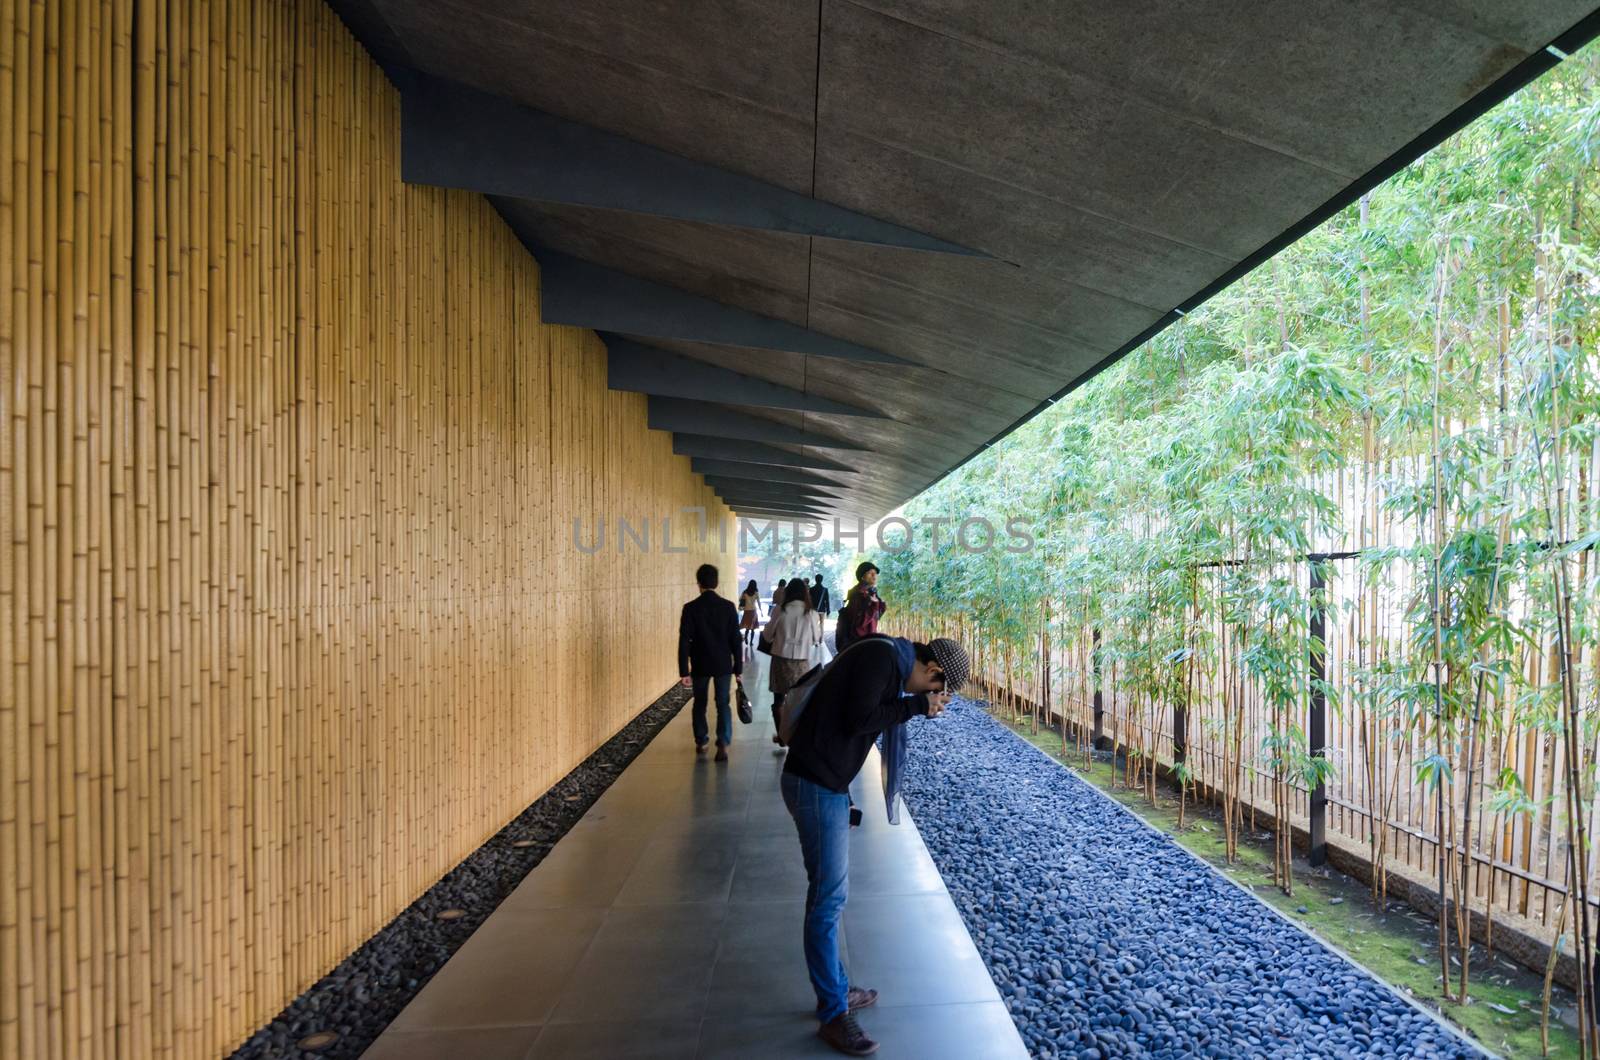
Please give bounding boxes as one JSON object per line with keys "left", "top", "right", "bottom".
{"left": 0, "top": 1, "right": 732, "bottom": 1056}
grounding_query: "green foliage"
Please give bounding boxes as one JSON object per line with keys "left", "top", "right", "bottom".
{"left": 873, "top": 44, "right": 1600, "bottom": 876}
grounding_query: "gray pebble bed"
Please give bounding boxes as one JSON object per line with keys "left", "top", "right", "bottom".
{"left": 899, "top": 699, "right": 1487, "bottom": 1060}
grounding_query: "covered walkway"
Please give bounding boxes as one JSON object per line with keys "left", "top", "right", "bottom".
{"left": 364, "top": 649, "right": 1027, "bottom": 1059}
{"left": 13, "top": 3, "right": 1600, "bottom": 1056}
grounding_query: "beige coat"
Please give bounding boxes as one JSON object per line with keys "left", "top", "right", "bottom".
{"left": 766, "top": 599, "right": 823, "bottom": 661}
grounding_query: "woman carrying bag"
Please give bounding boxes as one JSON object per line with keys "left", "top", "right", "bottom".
{"left": 766, "top": 577, "right": 824, "bottom": 747}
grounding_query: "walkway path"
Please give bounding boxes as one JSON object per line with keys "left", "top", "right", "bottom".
{"left": 901, "top": 700, "right": 1485, "bottom": 1060}
{"left": 363, "top": 650, "right": 1027, "bottom": 1059}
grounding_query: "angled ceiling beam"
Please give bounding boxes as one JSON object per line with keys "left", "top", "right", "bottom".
{"left": 720, "top": 501, "right": 833, "bottom": 519}
{"left": 713, "top": 494, "right": 843, "bottom": 511}
{"left": 715, "top": 485, "right": 835, "bottom": 506}
{"left": 541, "top": 253, "right": 908, "bottom": 366}
{"left": 648, "top": 397, "right": 871, "bottom": 452}
{"left": 399, "top": 72, "right": 985, "bottom": 257}
{"left": 607, "top": 337, "right": 885, "bottom": 418}
{"left": 730, "top": 507, "right": 836, "bottom": 521}
{"left": 713, "top": 492, "right": 853, "bottom": 512}
{"left": 691, "top": 457, "right": 846, "bottom": 488}
{"left": 722, "top": 497, "right": 830, "bottom": 515}
{"left": 703, "top": 477, "right": 845, "bottom": 501}
{"left": 672, "top": 434, "right": 854, "bottom": 472}
{"left": 703, "top": 471, "right": 894, "bottom": 507}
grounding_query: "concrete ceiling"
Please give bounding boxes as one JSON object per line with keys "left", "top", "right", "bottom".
{"left": 333, "top": 0, "right": 1600, "bottom": 522}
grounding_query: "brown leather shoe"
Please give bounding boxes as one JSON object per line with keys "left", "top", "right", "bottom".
{"left": 714, "top": 743, "right": 728, "bottom": 762}
{"left": 846, "top": 986, "right": 877, "bottom": 1011}
{"left": 818, "top": 1013, "right": 878, "bottom": 1056}
{"left": 695, "top": 742, "right": 708, "bottom": 756}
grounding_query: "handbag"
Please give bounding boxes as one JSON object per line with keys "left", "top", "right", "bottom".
{"left": 810, "top": 615, "right": 829, "bottom": 666}
{"left": 736, "top": 682, "right": 753, "bottom": 724}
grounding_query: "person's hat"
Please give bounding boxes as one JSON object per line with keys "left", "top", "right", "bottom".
{"left": 928, "top": 638, "right": 970, "bottom": 693}
{"left": 855, "top": 561, "right": 879, "bottom": 581}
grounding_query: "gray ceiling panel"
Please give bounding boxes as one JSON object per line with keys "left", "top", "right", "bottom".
{"left": 819, "top": 1, "right": 1354, "bottom": 260}
{"left": 848, "top": 0, "right": 1581, "bottom": 177}
{"left": 809, "top": 141, "right": 1230, "bottom": 313}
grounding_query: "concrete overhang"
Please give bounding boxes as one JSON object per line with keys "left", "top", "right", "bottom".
{"left": 335, "top": 0, "right": 1600, "bottom": 521}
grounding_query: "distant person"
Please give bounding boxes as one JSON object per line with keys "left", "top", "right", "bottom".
{"left": 810, "top": 574, "right": 831, "bottom": 618}
{"left": 765, "top": 578, "right": 823, "bottom": 745}
{"left": 769, "top": 583, "right": 784, "bottom": 623}
{"left": 781, "top": 634, "right": 970, "bottom": 1055}
{"left": 835, "top": 561, "right": 886, "bottom": 652}
{"left": 678, "top": 563, "right": 743, "bottom": 762}
{"left": 738, "top": 579, "right": 761, "bottom": 649}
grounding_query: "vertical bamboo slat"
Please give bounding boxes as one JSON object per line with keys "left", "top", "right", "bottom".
{"left": 1, "top": 1, "right": 734, "bottom": 1056}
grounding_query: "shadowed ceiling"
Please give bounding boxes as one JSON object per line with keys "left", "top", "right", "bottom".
{"left": 330, "top": 0, "right": 1600, "bottom": 522}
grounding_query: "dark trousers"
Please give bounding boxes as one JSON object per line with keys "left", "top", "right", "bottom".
{"left": 691, "top": 672, "right": 733, "bottom": 747}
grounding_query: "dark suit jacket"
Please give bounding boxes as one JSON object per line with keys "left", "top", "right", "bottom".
{"left": 679, "top": 591, "right": 743, "bottom": 678}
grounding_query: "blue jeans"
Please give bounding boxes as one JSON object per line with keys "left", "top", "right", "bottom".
{"left": 781, "top": 771, "right": 851, "bottom": 1022}
{"left": 691, "top": 673, "right": 733, "bottom": 747}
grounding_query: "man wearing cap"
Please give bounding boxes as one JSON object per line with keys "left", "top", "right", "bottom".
{"left": 780, "top": 633, "right": 970, "bottom": 1056}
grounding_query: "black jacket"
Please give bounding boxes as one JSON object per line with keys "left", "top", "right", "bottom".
{"left": 810, "top": 584, "right": 831, "bottom": 613}
{"left": 678, "top": 591, "right": 743, "bottom": 678}
{"left": 783, "top": 637, "right": 929, "bottom": 793}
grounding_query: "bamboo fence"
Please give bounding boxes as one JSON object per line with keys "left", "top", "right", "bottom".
{"left": 925, "top": 451, "right": 1600, "bottom": 956}
{"left": 1, "top": 1, "right": 734, "bottom": 1056}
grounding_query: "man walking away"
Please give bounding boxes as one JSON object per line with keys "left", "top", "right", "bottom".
{"left": 781, "top": 634, "right": 970, "bottom": 1055}
{"left": 810, "top": 573, "right": 831, "bottom": 618}
{"left": 678, "top": 563, "right": 743, "bottom": 762}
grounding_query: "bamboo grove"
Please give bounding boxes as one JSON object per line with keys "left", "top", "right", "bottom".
{"left": 879, "top": 44, "right": 1600, "bottom": 1053}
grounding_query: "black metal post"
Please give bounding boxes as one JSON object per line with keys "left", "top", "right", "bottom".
{"left": 1308, "top": 558, "right": 1328, "bottom": 867}
{"left": 1092, "top": 627, "right": 1106, "bottom": 750}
